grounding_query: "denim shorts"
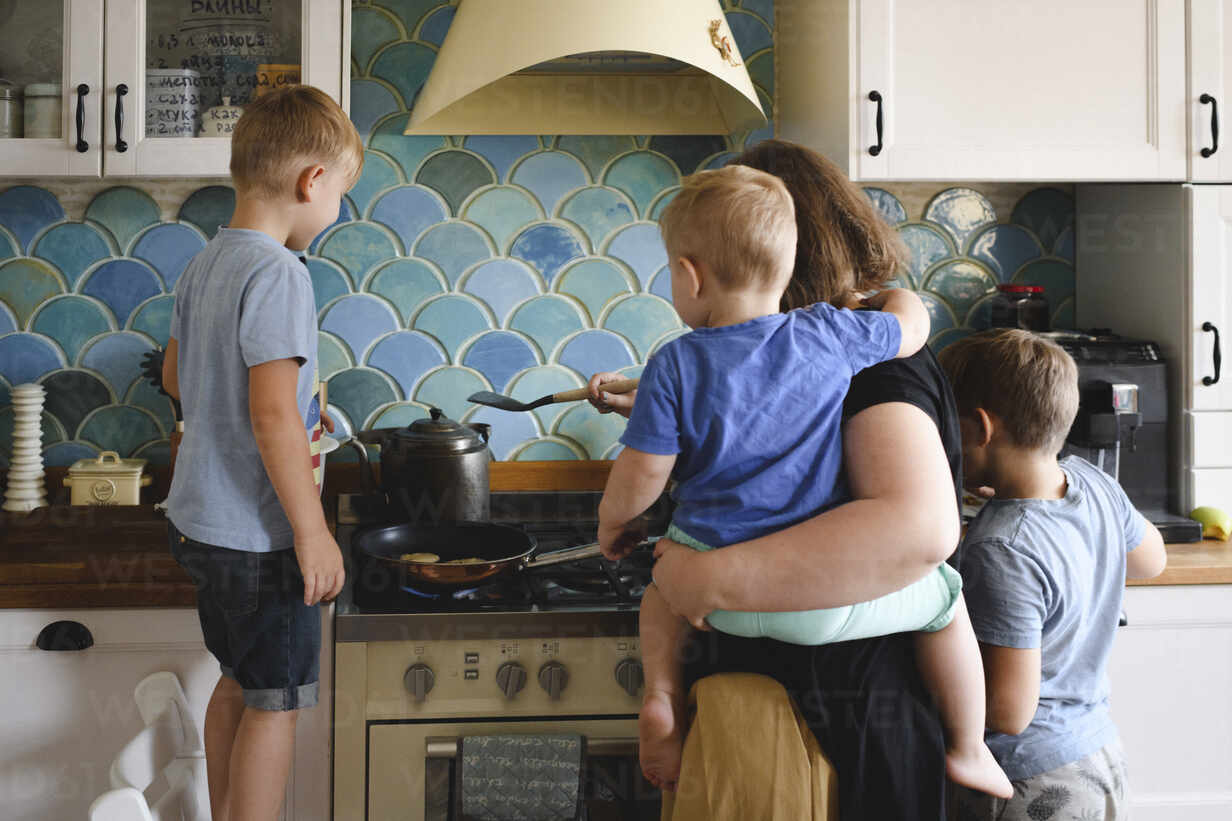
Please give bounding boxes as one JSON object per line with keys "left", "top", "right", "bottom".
{"left": 169, "top": 521, "right": 320, "bottom": 711}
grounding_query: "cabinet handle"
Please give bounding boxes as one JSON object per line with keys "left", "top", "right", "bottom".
{"left": 868, "top": 90, "right": 884, "bottom": 156}
{"left": 1203, "top": 321, "right": 1222, "bottom": 386}
{"left": 115, "top": 83, "right": 128, "bottom": 153}
{"left": 1200, "top": 94, "right": 1220, "bottom": 158}
{"left": 36, "top": 620, "right": 94, "bottom": 651}
{"left": 75, "top": 83, "right": 89, "bottom": 153}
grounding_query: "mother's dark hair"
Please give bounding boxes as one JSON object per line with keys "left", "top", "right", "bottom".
{"left": 733, "top": 139, "right": 908, "bottom": 312}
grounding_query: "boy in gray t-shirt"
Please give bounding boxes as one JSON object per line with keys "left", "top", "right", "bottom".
{"left": 940, "top": 330, "right": 1167, "bottom": 820}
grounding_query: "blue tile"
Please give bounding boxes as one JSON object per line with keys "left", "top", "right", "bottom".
{"left": 552, "top": 403, "right": 627, "bottom": 460}
{"left": 605, "top": 223, "right": 668, "bottom": 289}
{"left": 415, "top": 150, "right": 497, "bottom": 214}
{"left": 41, "top": 441, "right": 101, "bottom": 467}
{"left": 898, "top": 223, "right": 955, "bottom": 287}
{"left": 916, "top": 292, "right": 958, "bottom": 338}
{"left": 309, "top": 199, "right": 355, "bottom": 255}
{"left": 307, "top": 258, "right": 353, "bottom": 313}
{"left": 132, "top": 438, "right": 171, "bottom": 465}
{"left": 41, "top": 370, "right": 114, "bottom": 435}
{"left": 366, "top": 330, "right": 447, "bottom": 396}
{"left": 352, "top": 5, "right": 404, "bottom": 72}
{"left": 370, "top": 120, "right": 446, "bottom": 179}
{"left": 31, "top": 296, "right": 114, "bottom": 362}
{"left": 559, "top": 187, "right": 636, "bottom": 251}
{"left": 647, "top": 136, "right": 728, "bottom": 176}
{"left": 129, "top": 294, "right": 176, "bottom": 347}
{"left": 412, "top": 294, "right": 493, "bottom": 357}
{"left": 463, "top": 404, "right": 539, "bottom": 460}
{"left": 414, "top": 366, "right": 490, "bottom": 422}
{"left": 513, "top": 439, "right": 581, "bottom": 461}
{"left": 649, "top": 189, "right": 679, "bottom": 222}
{"left": 556, "top": 136, "right": 638, "bottom": 179}
{"left": 648, "top": 266, "right": 673, "bottom": 301}
{"left": 1052, "top": 297, "right": 1075, "bottom": 330}
{"left": 370, "top": 41, "right": 437, "bottom": 109}
{"left": 351, "top": 79, "right": 403, "bottom": 141}
{"left": 124, "top": 378, "right": 176, "bottom": 436}
{"left": 705, "top": 153, "right": 738, "bottom": 170}
{"left": 968, "top": 224, "right": 1043, "bottom": 282}
{"left": 319, "top": 331, "right": 354, "bottom": 380}
{"left": 320, "top": 294, "right": 401, "bottom": 360}
{"left": 603, "top": 152, "right": 680, "bottom": 218}
{"left": 554, "top": 258, "right": 635, "bottom": 322}
{"left": 0, "top": 302, "right": 15, "bottom": 335}
{"left": 1053, "top": 227, "right": 1075, "bottom": 261}
{"left": 725, "top": 10, "right": 773, "bottom": 56}
{"left": 459, "top": 259, "right": 543, "bottom": 322}
{"left": 417, "top": 3, "right": 456, "bottom": 45}
{"left": 131, "top": 223, "right": 206, "bottom": 290}
{"left": 747, "top": 51, "right": 774, "bottom": 98}
{"left": 462, "top": 330, "right": 541, "bottom": 393}
{"left": 465, "top": 137, "right": 542, "bottom": 182}
{"left": 740, "top": 0, "right": 775, "bottom": 26}
{"left": 648, "top": 329, "right": 688, "bottom": 355}
{"left": 413, "top": 222, "right": 492, "bottom": 286}
{"left": 923, "top": 188, "right": 997, "bottom": 251}
{"left": 601, "top": 295, "right": 682, "bottom": 359}
{"left": 506, "top": 365, "right": 587, "bottom": 432}
{"left": 463, "top": 187, "right": 542, "bottom": 251}
{"left": 327, "top": 367, "right": 399, "bottom": 429}
{"left": 32, "top": 222, "right": 115, "bottom": 288}
{"left": 864, "top": 188, "right": 908, "bottom": 225}
{"left": 80, "top": 259, "right": 163, "bottom": 325}
{"left": 364, "top": 258, "right": 446, "bottom": 323}
{"left": 79, "top": 331, "right": 157, "bottom": 395}
{"left": 0, "top": 332, "right": 65, "bottom": 385}
{"left": 0, "top": 257, "right": 68, "bottom": 325}
{"left": 1011, "top": 259, "right": 1075, "bottom": 307}
{"left": 369, "top": 185, "right": 449, "bottom": 252}
{"left": 509, "top": 295, "right": 588, "bottom": 360}
{"left": 0, "top": 226, "right": 16, "bottom": 260}
{"left": 178, "top": 186, "right": 236, "bottom": 239}
{"left": 964, "top": 293, "right": 999, "bottom": 330}
{"left": 85, "top": 187, "right": 161, "bottom": 252}
{"left": 510, "top": 151, "right": 590, "bottom": 214}
{"left": 922, "top": 260, "right": 997, "bottom": 326}
{"left": 510, "top": 224, "right": 585, "bottom": 282}
{"left": 1011, "top": 188, "right": 1074, "bottom": 251}
{"left": 369, "top": 401, "right": 432, "bottom": 430}
{"left": 0, "top": 186, "right": 64, "bottom": 252}
{"left": 372, "top": 0, "right": 445, "bottom": 33}
{"left": 555, "top": 329, "right": 636, "bottom": 378}
{"left": 928, "top": 328, "right": 975, "bottom": 353}
{"left": 318, "top": 221, "right": 400, "bottom": 279}
{"left": 350, "top": 150, "right": 404, "bottom": 216}
{"left": 78, "top": 405, "right": 164, "bottom": 455}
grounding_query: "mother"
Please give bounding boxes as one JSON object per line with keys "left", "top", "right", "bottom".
{"left": 589, "top": 139, "right": 962, "bottom": 820}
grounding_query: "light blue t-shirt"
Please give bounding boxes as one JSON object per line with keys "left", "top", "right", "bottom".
{"left": 166, "top": 228, "right": 320, "bottom": 553}
{"left": 960, "top": 455, "right": 1147, "bottom": 781}
{"left": 619, "top": 302, "right": 901, "bottom": 547}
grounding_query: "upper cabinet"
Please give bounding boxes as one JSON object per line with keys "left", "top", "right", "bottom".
{"left": 1190, "top": 0, "right": 1232, "bottom": 181}
{"left": 778, "top": 0, "right": 1188, "bottom": 182}
{"left": 0, "top": 0, "right": 347, "bottom": 178}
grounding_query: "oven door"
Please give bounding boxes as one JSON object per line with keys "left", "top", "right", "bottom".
{"left": 367, "top": 717, "right": 659, "bottom": 820}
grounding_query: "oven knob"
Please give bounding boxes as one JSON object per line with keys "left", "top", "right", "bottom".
{"left": 537, "top": 661, "right": 569, "bottom": 700}
{"left": 495, "top": 662, "right": 527, "bottom": 699}
{"left": 403, "top": 663, "right": 435, "bottom": 702}
{"left": 614, "top": 658, "right": 644, "bottom": 697}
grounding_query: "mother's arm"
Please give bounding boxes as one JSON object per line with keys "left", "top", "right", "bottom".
{"left": 652, "top": 401, "right": 959, "bottom": 624}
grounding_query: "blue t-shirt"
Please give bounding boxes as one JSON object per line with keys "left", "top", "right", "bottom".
{"left": 166, "top": 228, "right": 320, "bottom": 553}
{"left": 960, "top": 455, "right": 1147, "bottom": 781}
{"left": 619, "top": 303, "right": 901, "bottom": 547}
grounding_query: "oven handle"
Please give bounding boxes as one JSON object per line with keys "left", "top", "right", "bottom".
{"left": 426, "top": 736, "right": 639, "bottom": 759}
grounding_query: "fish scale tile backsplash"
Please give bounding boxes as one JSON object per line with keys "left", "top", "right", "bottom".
{"left": 0, "top": 0, "right": 1074, "bottom": 467}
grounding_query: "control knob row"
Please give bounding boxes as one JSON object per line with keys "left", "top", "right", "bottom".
{"left": 404, "top": 657, "right": 644, "bottom": 701}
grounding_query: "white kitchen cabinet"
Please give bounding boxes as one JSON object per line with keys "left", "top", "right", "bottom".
{"left": 1077, "top": 183, "right": 1232, "bottom": 512}
{"left": 0, "top": 606, "right": 332, "bottom": 821}
{"left": 0, "top": 0, "right": 347, "bottom": 179}
{"left": 1189, "top": 0, "right": 1232, "bottom": 180}
{"left": 778, "top": 0, "right": 1188, "bottom": 182}
{"left": 1109, "top": 585, "right": 1232, "bottom": 820}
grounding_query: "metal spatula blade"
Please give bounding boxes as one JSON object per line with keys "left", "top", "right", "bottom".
{"left": 467, "top": 378, "right": 639, "bottom": 413}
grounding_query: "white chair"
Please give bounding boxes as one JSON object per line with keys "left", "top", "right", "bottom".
{"left": 88, "top": 672, "right": 210, "bottom": 821}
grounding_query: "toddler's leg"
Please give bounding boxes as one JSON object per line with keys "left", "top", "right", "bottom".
{"left": 225, "top": 707, "right": 299, "bottom": 821}
{"left": 915, "top": 594, "right": 1013, "bottom": 798}
{"left": 638, "top": 583, "right": 691, "bottom": 791}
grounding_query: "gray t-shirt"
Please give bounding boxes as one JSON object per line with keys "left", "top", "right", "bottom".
{"left": 166, "top": 228, "right": 319, "bottom": 552}
{"left": 960, "top": 455, "right": 1146, "bottom": 781}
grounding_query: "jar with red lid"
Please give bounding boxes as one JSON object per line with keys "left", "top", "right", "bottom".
{"left": 989, "top": 284, "right": 1050, "bottom": 331}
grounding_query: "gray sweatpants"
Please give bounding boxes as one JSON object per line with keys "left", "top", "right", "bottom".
{"left": 952, "top": 740, "right": 1129, "bottom": 821}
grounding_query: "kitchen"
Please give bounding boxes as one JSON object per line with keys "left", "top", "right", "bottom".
{"left": 1, "top": 0, "right": 1231, "bottom": 819}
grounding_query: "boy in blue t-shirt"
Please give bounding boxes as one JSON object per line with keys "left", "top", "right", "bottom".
{"left": 598, "top": 165, "right": 1011, "bottom": 798}
{"left": 940, "top": 330, "right": 1166, "bottom": 820}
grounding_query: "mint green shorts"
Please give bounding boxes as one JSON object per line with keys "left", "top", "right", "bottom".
{"left": 665, "top": 525, "right": 962, "bottom": 646}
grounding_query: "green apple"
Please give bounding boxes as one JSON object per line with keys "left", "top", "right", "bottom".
{"left": 1189, "top": 506, "right": 1232, "bottom": 541}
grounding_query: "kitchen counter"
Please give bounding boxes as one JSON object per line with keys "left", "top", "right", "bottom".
{"left": 1127, "top": 539, "right": 1232, "bottom": 586}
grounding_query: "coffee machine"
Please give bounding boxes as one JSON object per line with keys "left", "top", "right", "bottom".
{"left": 1053, "top": 332, "right": 1201, "bottom": 542}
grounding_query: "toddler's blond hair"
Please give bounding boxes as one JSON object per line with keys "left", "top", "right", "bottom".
{"left": 659, "top": 166, "right": 797, "bottom": 290}
{"left": 230, "top": 85, "right": 364, "bottom": 199}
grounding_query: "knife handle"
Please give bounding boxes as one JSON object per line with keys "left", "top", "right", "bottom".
{"left": 552, "top": 378, "right": 640, "bottom": 404}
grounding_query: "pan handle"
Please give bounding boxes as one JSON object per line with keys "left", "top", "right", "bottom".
{"left": 524, "top": 538, "right": 658, "bottom": 569}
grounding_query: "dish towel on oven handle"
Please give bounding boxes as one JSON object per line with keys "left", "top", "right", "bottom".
{"left": 458, "top": 734, "right": 585, "bottom": 821}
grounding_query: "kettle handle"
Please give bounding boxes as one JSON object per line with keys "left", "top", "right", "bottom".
{"left": 343, "top": 437, "right": 378, "bottom": 493}
{"left": 468, "top": 423, "right": 491, "bottom": 444}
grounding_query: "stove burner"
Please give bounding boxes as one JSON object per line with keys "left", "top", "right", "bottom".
{"left": 399, "top": 583, "right": 483, "bottom": 600}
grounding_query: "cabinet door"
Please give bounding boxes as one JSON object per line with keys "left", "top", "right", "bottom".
{"left": 0, "top": 0, "right": 103, "bottom": 177}
{"left": 1189, "top": 0, "right": 1232, "bottom": 180}
{"left": 856, "top": 0, "right": 1187, "bottom": 181}
{"left": 1189, "top": 186, "right": 1232, "bottom": 410}
{"left": 103, "top": 0, "right": 346, "bottom": 177}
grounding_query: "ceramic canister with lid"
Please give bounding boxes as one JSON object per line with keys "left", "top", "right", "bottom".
{"left": 63, "top": 451, "right": 152, "bottom": 506}
{"left": 0, "top": 81, "right": 22, "bottom": 138}
{"left": 23, "top": 83, "right": 60, "bottom": 138}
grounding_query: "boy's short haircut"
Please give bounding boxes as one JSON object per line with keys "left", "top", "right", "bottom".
{"left": 658, "top": 165, "right": 797, "bottom": 290}
{"left": 230, "top": 85, "right": 364, "bottom": 199}
{"left": 939, "top": 329, "right": 1080, "bottom": 454}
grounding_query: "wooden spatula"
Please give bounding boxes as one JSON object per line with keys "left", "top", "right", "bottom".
{"left": 468, "top": 378, "right": 639, "bottom": 412}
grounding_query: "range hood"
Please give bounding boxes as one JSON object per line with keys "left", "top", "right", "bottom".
{"left": 404, "top": 0, "right": 768, "bottom": 136}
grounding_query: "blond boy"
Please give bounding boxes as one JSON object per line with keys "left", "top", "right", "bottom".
{"left": 161, "top": 86, "right": 362, "bottom": 821}
{"left": 597, "top": 166, "right": 1011, "bottom": 798}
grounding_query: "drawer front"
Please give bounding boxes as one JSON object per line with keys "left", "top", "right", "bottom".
{"left": 1188, "top": 412, "right": 1232, "bottom": 467}
{"left": 1188, "top": 468, "right": 1232, "bottom": 509}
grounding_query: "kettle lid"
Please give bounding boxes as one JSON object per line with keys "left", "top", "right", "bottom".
{"left": 396, "top": 407, "right": 489, "bottom": 453}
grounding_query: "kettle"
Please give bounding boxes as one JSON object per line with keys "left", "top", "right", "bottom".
{"left": 347, "top": 408, "right": 491, "bottom": 524}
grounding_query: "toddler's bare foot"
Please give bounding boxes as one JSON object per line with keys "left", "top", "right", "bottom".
{"left": 639, "top": 689, "right": 683, "bottom": 791}
{"left": 947, "top": 741, "right": 1013, "bottom": 798}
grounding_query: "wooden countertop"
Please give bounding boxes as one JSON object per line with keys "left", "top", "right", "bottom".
{"left": 1128, "top": 539, "right": 1232, "bottom": 586}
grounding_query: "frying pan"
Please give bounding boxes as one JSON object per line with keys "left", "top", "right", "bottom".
{"left": 353, "top": 521, "right": 624, "bottom": 592}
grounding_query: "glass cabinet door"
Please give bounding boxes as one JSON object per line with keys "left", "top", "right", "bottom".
{"left": 105, "top": 0, "right": 345, "bottom": 177}
{"left": 0, "top": 0, "right": 104, "bottom": 177}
